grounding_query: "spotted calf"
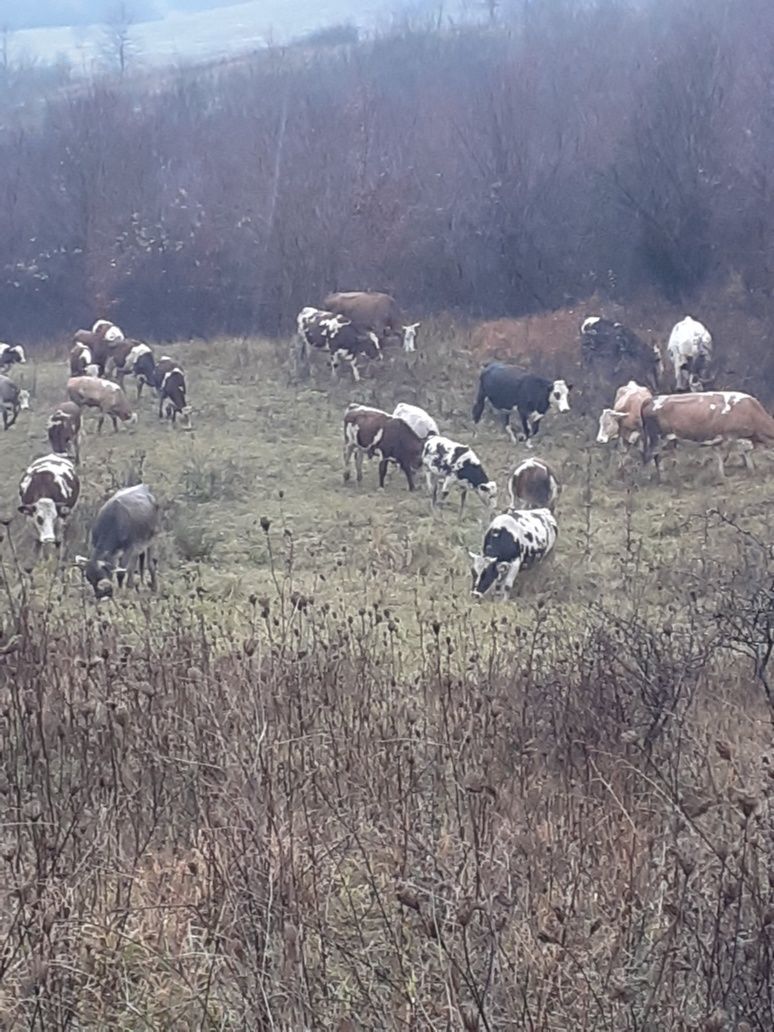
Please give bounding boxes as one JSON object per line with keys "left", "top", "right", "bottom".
{"left": 422, "top": 435, "right": 498, "bottom": 515}
{"left": 469, "top": 509, "right": 558, "bottom": 600}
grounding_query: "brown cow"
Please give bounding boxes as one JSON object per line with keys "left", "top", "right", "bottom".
{"left": 18, "top": 453, "right": 80, "bottom": 553}
{"left": 642, "top": 391, "right": 774, "bottom": 477}
{"left": 596, "top": 381, "right": 654, "bottom": 469}
{"left": 323, "top": 291, "right": 419, "bottom": 352}
{"left": 47, "top": 402, "right": 83, "bottom": 463}
{"left": 66, "top": 376, "right": 137, "bottom": 432}
{"left": 508, "top": 458, "right": 560, "bottom": 511}
{"left": 342, "top": 404, "right": 424, "bottom": 489}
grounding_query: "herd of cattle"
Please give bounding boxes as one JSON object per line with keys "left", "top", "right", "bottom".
{"left": 2, "top": 293, "right": 774, "bottom": 602}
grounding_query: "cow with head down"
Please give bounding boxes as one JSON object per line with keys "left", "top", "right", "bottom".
{"left": 580, "top": 317, "right": 663, "bottom": 391}
{"left": 297, "top": 307, "right": 381, "bottom": 382}
{"left": 76, "top": 483, "right": 160, "bottom": 598}
{"left": 322, "top": 291, "right": 420, "bottom": 352}
{"left": 469, "top": 508, "right": 558, "bottom": 601}
{"left": 666, "top": 316, "right": 714, "bottom": 392}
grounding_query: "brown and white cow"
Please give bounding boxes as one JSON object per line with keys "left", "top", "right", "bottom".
{"left": 508, "top": 458, "right": 560, "bottom": 512}
{"left": 297, "top": 308, "right": 382, "bottom": 381}
{"left": 47, "top": 402, "right": 83, "bottom": 464}
{"left": 66, "top": 376, "right": 137, "bottom": 432}
{"left": 91, "top": 319, "right": 124, "bottom": 342}
{"left": 0, "top": 374, "right": 30, "bottom": 430}
{"left": 596, "top": 380, "right": 654, "bottom": 469}
{"left": 108, "top": 340, "right": 156, "bottom": 397}
{"left": 322, "top": 291, "right": 419, "bottom": 352}
{"left": 18, "top": 453, "right": 80, "bottom": 553}
{"left": 154, "top": 357, "right": 191, "bottom": 424}
{"left": 342, "top": 404, "right": 424, "bottom": 489}
{"left": 641, "top": 391, "right": 774, "bottom": 477}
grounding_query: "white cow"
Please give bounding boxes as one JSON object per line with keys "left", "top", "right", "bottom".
{"left": 666, "top": 317, "right": 713, "bottom": 392}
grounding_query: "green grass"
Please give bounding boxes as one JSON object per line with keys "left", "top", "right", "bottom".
{"left": 2, "top": 322, "right": 772, "bottom": 637}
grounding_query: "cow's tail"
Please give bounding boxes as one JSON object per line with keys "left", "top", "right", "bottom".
{"left": 471, "top": 374, "right": 487, "bottom": 424}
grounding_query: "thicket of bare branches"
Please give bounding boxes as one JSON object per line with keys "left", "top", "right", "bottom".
{"left": 0, "top": 0, "right": 772, "bottom": 341}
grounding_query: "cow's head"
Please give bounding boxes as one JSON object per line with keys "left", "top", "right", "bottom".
{"left": 17, "top": 389, "right": 30, "bottom": 411}
{"left": 402, "top": 323, "right": 420, "bottom": 353}
{"left": 468, "top": 552, "right": 507, "bottom": 599}
{"left": 10, "top": 345, "right": 26, "bottom": 364}
{"left": 75, "top": 555, "right": 117, "bottom": 598}
{"left": 18, "top": 498, "right": 65, "bottom": 544}
{"left": 596, "top": 408, "right": 627, "bottom": 444}
{"left": 551, "top": 379, "right": 572, "bottom": 413}
{"left": 476, "top": 481, "right": 499, "bottom": 508}
{"left": 123, "top": 411, "right": 139, "bottom": 425}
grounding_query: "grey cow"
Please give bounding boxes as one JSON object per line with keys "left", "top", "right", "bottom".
{"left": 75, "top": 483, "right": 160, "bottom": 598}
{"left": 0, "top": 374, "right": 30, "bottom": 430}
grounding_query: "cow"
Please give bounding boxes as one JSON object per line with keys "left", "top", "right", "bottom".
{"left": 641, "top": 391, "right": 774, "bottom": 478}
{"left": 91, "top": 319, "right": 124, "bottom": 342}
{"left": 580, "top": 316, "right": 662, "bottom": 390}
{"left": 69, "top": 342, "right": 100, "bottom": 377}
{"left": 508, "top": 458, "right": 560, "bottom": 512}
{"left": 596, "top": 380, "right": 654, "bottom": 469}
{"left": 75, "top": 483, "right": 159, "bottom": 599}
{"left": 0, "top": 343, "right": 26, "bottom": 370}
{"left": 469, "top": 509, "right": 558, "bottom": 601}
{"left": 666, "top": 316, "right": 713, "bottom": 392}
{"left": 72, "top": 331, "right": 111, "bottom": 376}
{"left": 343, "top": 404, "right": 423, "bottom": 489}
{"left": 472, "top": 362, "right": 572, "bottom": 445}
{"left": 154, "top": 357, "right": 191, "bottom": 424}
{"left": 391, "top": 402, "right": 439, "bottom": 439}
{"left": 109, "top": 340, "right": 156, "bottom": 397}
{"left": 297, "top": 307, "right": 381, "bottom": 382}
{"left": 18, "top": 454, "right": 80, "bottom": 554}
{"left": 66, "top": 376, "right": 138, "bottom": 432}
{"left": 422, "top": 435, "right": 498, "bottom": 515}
{"left": 0, "top": 374, "right": 30, "bottom": 430}
{"left": 47, "top": 402, "right": 83, "bottom": 464}
{"left": 322, "top": 291, "right": 420, "bottom": 352}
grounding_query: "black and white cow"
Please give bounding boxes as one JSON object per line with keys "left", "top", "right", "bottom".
{"left": 111, "top": 341, "right": 156, "bottom": 397}
{"left": 472, "top": 362, "right": 571, "bottom": 445}
{"left": 18, "top": 453, "right": 80, "bottom": 553}
{"left": 422, "top": 434, "right": 498, "bottom": 514}
{"left": 47, "top": 402, "right": 83, "bottom": 464}
{"left": 0, "top": 343, "right": 26, "bottom": 370}
{"left": 469, "top": 509, "right": 557, "bottom": 600}
{"left": 0, "top": 374, "right": 30, "bottom": 430}
{"left": 75, "top": 483, "right": 160, "bottom": 598}
{"left": 580, "top": 316, "right": 663, "bottom": 390}
{"left": 296, "top": 306, "right": 381, "bottom": 382}
{"left": 154, "top": 357, "right": 191, "bottom": 425}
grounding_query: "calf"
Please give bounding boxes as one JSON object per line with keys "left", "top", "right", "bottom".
{"left": 47, "top": 402, "right": 82, "bottom": 463}
{"left": 0, "top": 343, "right": 26, "bottom": 370}
{"left": 472, "top": 362, "right": 572, "bottom": 444}
{"left": 154, "top": 357, "right": 191, "bottom": 424}
{"left": 469, "top": 509, "right": 558, "bottom": 600}
{"left": 343, "top": 404, "right": 423, "bottom": 489}
{"left": 66, "top": 375, "right": 137, "bottom": 432}
{"left": 0, "top": 374, "right": 30, "bottom": 430}
{"left": 18, "top": 453, "right": 80, "bottom": 554}
{"left": 666, "top": 316, "right": 713, "bottom": 392}
{"left": 110, "top": 340, "right": 156, "bottom": 397}
{"left": 596, "top": 380, "right": 654, "bottom": 469}
{"left": 392, "top": 402, "right": 439, "bottom": 439}
{"left": 297, "top": 307, "right": 381, "bottom": 382}
{"left": 641, "top": 390, "right": 774, "bottom": 477}
{"left": 508, "top": 458, "right": 560, "bottom": 511}
{"left": 75, "top": 483, "right": 159, "bottom": 599}
{"left": 422, "top": 435, "right": 498, "bottom": 514}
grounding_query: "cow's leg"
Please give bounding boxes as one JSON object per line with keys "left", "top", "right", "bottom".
{"left": 355, "top": 447, "right": 364, "bottom": 483}
{"left": 158, "top": 397, "right": 164, "bottom": 420}
{"left": 440, "top": 474, "right": 454, "bottom": 505}
{"left": 348, "top": 356, "right": 361, "bottom": 382}
{"left": 343, "top": 440, "right": 355, "bottom": 482}
{"left": 504, "top": 411, "right": 519, "bottom": 444}
{"left": 111, "top": 414, "right": 119, "bottom": 432}
{"left": 401, "top": 461, "right": 415, "bottom": 491}
{"left": 519, "top": 409, "right": 531, "bottom": 443}
{"left": 97, "top": 413, "right": 105, "bottom": 433}
{"left": 171, "top": 407, "right": 177, "bottom": 425}
{"left": 501, "top": 559, "right": 522, "bottom": 599}
{"left": 715, "top": 446, "right": 726, "bottom": 478}
{"left": 740, "top": 440, "right": 755, "bottom": 472}
{"left": 378, "top": 458, "right": 389, "bottom": 489}
{"left": 137, "top": 550, "right": 146, "bottom": 586}
{"left": 430, "top": 474, "right": 440, "bottom": 507}
{"left": 458, "top": 488, "right": 467, "bottom": 519}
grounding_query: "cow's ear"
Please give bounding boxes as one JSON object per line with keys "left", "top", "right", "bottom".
{"left": 566, "top": 383, "right": 574, "bottom": 392}
{"left": 74, "top": 555, "right": 89, "bottom": 568}
{"left": 17, "top": 504, "right": 32, "bottom": 515}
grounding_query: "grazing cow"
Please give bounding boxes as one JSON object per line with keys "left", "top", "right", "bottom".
{"left": 508, "top": 458, "right": 560, "bottom": 511}
{"left": 70, "top": 341, "right": 98, "bottom": 376}
{"left": 580, "top": 317, "right": 663, "bottom": 390}
{"left": 154, "top": 357, "right": 191, "bottom": 424}
{"left": 343, "top": 404, "right": 423, "bottom": 489}
{"left": 47, "top": 402, "right": 82, "bottom": 464}
{"left": 472, "top": 362, "right": 572, "bottom": 445}
{"left": 110, "top": 340, "right": 156, "bottom": 396}
{"left": 92, "top": 319, "right": 124, "bottom": 342}
{"left": 469, "top": 509, "right": 558, "bottom": 600}
{"left": 641, "top": 391, "right": 774, "bottom": 477}
{"left": 18, "top": 454, "right": 80, "bottom": 553}
{"left": 66, "top": 376, "right": 137, "bottom": 432}
{"left": 322, "top": 291, "right": 420, "bottom": 352}
{"left": 75, "top": 483, "right": 159, "bottom": 598}
{"left": 391, "top": 402, "right": 439, "bottom": 439}
{"left": 666, "top": 316, "right": 713, "bottom": 392}
{"left": 72, "top": 331, "right": 111, "bottom": 375}
{"left": 297, "top": 307, "right": 381, "bottom": 382}
{"left": 422, "top": 435, "right": 498, "bottom": 514}
{"left": 0, "top": 343, "right": 26, "bottom": 370}
{"left": 596, "top": 381, "right": 654, "bottom": 468}
{"left": 0, "top": 374, "right": 30, "bottom": 430}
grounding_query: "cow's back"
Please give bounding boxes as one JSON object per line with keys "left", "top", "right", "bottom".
{"left": 323, "top": 292, "right": 398, "bottom": 331}
{"left": 93, "top": 484, "right": 158, "bottom": 553}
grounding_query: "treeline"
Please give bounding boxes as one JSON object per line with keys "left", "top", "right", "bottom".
{"left": 0, "top": 0, "right": 772, "bottom": 341}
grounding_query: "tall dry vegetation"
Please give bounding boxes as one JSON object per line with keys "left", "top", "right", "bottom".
{"left": 1, "top": 0, "right": 773, "bottom": 340}
{"left": 0, "top": 523, "right": 772, "bottom": 1029}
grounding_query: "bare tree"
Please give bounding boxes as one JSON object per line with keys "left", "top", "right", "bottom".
{"left": 101, "top": 2, "right": 137, "bottom": 77}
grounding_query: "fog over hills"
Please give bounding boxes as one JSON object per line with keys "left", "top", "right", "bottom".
{"left": 3, "top": 0, "right": 456, "bottom": 70}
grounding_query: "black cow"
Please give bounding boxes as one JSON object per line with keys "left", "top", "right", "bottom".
{"left": 75, "top": 483, "right": 159, "bottom": 598}
{"left": 472, "top": 362, "right": 572, "bottom": 445}
{"left": 580, "top": 316, "right": 663, "bottom": 390}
